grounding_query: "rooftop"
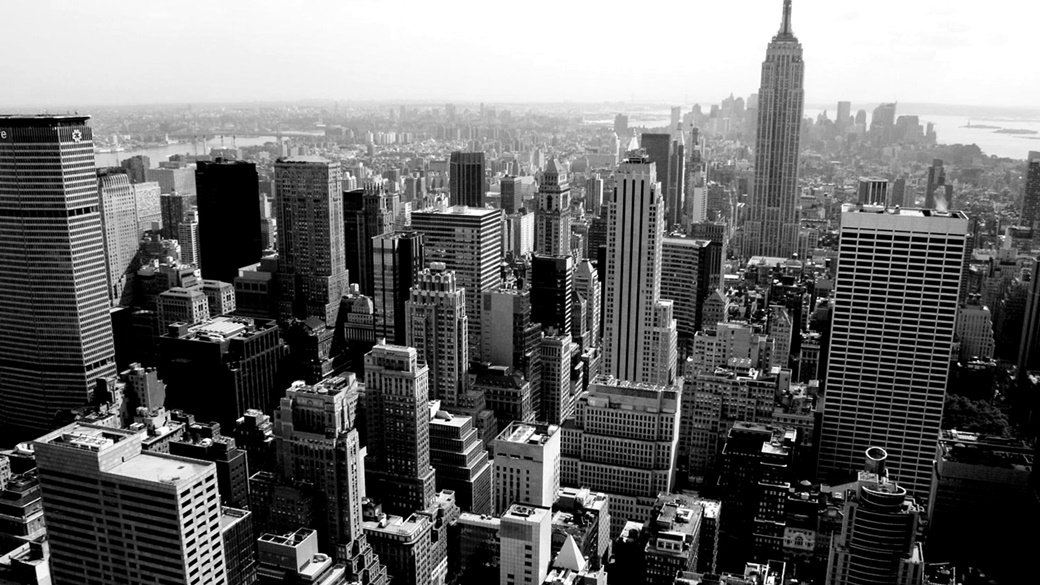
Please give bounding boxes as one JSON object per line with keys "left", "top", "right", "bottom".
{"left": 497, "top": 422, "right": 558, "bottom": 446}
{"left": 110, "top": 452, "right": 212, "bottom": 486}
{"left": 277, "top": 155, "right": 331, "bottom": 164}
{"left": 503, "top": 504, "right": 550, "bottom": 524}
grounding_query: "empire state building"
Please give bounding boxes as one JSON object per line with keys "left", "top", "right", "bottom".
{"left": 745, "top": 0, "right": 804, "bottom": 259}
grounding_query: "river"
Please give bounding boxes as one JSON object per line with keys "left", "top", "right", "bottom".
{"left": 94, "top": 135, "right": 278, "bottom": 168}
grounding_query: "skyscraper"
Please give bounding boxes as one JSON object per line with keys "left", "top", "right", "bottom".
{"left": 531, "top": 254, "right": 574, "bottom": 336}
{"left": 744, "top": 0, "right": 805, "bottom": 259}
{"left": 411, "top": 205, "right": 503, "bottom": 360}
{"left": 196, "top": 159, "right": 263, "bottom": 284}
{"left": 561, "top": 375, "right": 681, "bottom": 535}
{"left": 449, "top": 152, "right": 487, "bottom": 207}
{"left": 818, "top": 205, "right": 967, "bottom": 499}
{"left": 344, "top": 185, "right": 396, "bottom": 295}
{"left": 372, "top": 231, "right": 424, "bottom": 345}
{"left": 97, "top": 167, "right": 140, "bottom": 307}
{"left": 35, "top": 423, "right": 227, "bottom": 585}
{"left": 661, "top": 236, "right": 723, "bottom": 348}
{"left": 405, "top": 265, "right": 468, "bottom": 408}
{"left": 501, "top": 175, "right": 523, "bottom": 215}
{"left": 274, "top": 156, "right": 349, "bottom": 325}
{"left": 535, "top": 159, "right": 571, "bottom": 256}
{"left": 273, "top": 375, "right": 388, "bottom": 582}
{"left": 836, "top": 101, "right": 851, "bottom": 129}
{"left": 602, "top": 155, "right": 678, "bottom": 386}
{"left": 857, "top": 177, "right": 889, "bottom": 205}
{"left": 924, "top": 158, "right": 947, "bottom": 210}
{"left": 641, "top": 133, "right": 679, "bottom": 228}
{"left": 364, "top": 343, "right": 437, "bottom": 516}
{"left": 0, "top": 116, "right": 117, "bottom": 436}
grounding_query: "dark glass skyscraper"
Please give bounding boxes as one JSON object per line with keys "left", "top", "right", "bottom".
{"left": 0, "top": 115, "right": 117, "bottom": 436}
{"left": 449, "top": 151, "right": 487, "bottom": 207}
{"left": 196, "top": 159, "right": 263, "bottom": 284}
{"left": 744, "top": 0, "right": 805, "bottom": 259}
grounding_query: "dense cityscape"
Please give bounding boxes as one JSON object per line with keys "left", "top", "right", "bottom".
{"left": 0, "top": 2, "right": 1037, "bottom": 585}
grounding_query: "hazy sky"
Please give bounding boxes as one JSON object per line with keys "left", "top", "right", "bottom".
{"left": 2, "top": 0, "right": 1037, "bottom": 109}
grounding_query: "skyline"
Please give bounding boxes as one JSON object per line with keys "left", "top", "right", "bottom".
{"left": 1, "top": 0, "right": 1038, "bottom": 109}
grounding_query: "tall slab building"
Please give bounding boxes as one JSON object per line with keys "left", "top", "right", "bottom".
{"left": 744, "top": 0, "right": 805, "bottom": 259}
{"left": 364, "top": 343, "right": 437, "bottom": 516}
{"left": 274, "top": 156, "right": 349, "bottom": 326}
{"left": 602, "top": 155, "right": 678, "bottom": 386}
{"left": 449, "top": 151, "right": 487, "bottom": 208}
{"left": 411, "top": 205, "right": 503, "bottom": 360}
{"left": 35, "top": 424, "right": 229, "bottom": 585}
{"left": 0, "top": 116, "right": 117, "bottom": 436}
{"left": 818, "top": 205, "right": 968, "bottom": 500}
{"left": 196, "top": 159, "right": 263, "bottom": 284}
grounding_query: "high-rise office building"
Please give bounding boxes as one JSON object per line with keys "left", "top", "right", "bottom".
{"left": 132, "top": 181, "right": 162, "bottom": 234}
{"left": 641, "top": 133, "right": 685, "bottom": 229}
{"left": 449, "top": 152, "right": 487, "bottom": 207}
{"left": 160, "top": 316, "right": 287, "bottom": 430}
{"left": 273, "top": 375, "right": 388, "bottom": 582}
{"left": 924, "top": 158, "right": 947, "bottom": 210}
{"left": 34, "top": 423, "right": 227, "bottom": 585}
{"left": 405, "top": 265, "right": 468, "bottom": 408}
{"left": 177, "top": 209, "right": 200, "bottom": 267}
{"left": 429, "top": 409, "right": 493, "bottom": 515}
{"left": 857, "top": 177, "right": 888, "bottom": 205}
{"left": 501, "top": 175, "right": 523, "bottom": 215}
{"left": 744, "top": 0, "right": 805, "bottom": 259}
{"left": 119, "top": 155, "right": 150, "bottom": 184}
{"left": 493, "top": 422, "right": 561, "bottom": 515}
{"left": 539, "top": 332, "right": 575, "bottom": 425}
{"left": 891, "top": 176, "right": 908, "bottom": 207}
{"left": 480, "top": 286, "right": 543, "bottom": 419}
{"left": 560, "top": 375, "right": 681, "bottom": 535}
{"left": 836, "top": 101, "right": 851, "bottom": 129}
{"left": 274, "top": 156, "right": 349, "bottom": 325}
{"left": 535, "top": 159, "right": 571, "bottom": 256}
{"left": 411, "top": 205, "right": 503, "bottom": 360}
{"left": 364, "top": 343, "right": 437, "bottom": 516}
{"left": 573, "top": 260, "right": 601, "bottom": 349}
{"left": 818, "top": 205, "right": 967, "bottom": 499}
{"left": 196, "top": 159, "right": 263, "bottom": 284}
{"left": 602, "top": 155, "right": 678, "bottom": 385}
{"left": 661, "top": 236, "right": 722, "bottom": 347}
{"left": 499, "top": 504, "right": 552, "bottom": 585}
{"left": 97, "top": 168, "right": 140, "bottom": 307}
{"left": 825, "top": 448, "right": 925, "bottom": 585}
{"left": 344, "top": 185, "right": 396, "bottom": 295}
{"left": 0, "top": 116, "right": 118, "bottom": 436}
{"left": 869, "top": 103, "right": 898, "bottom": 143}
{"left": 160, "top": 191, "right": 190, "bottom": 240}
{"left": 1021, "top": 152, "right": 1040, "bottom": 227}
{"left": 531, "top": 254, "right": 574, "bottom": 336}
{"left": 146, "top": 165, "right": 196, "bottom": 196}
{"left": 372, "top": 231, "right": 424, "bottom": 345}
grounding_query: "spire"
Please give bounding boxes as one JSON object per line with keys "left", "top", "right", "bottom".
{"left": 780, "top": 0, "right": 793, "bottom": 35}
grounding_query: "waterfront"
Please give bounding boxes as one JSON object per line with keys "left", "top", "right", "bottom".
{"left": 94, "top": 135, "right": 277, "bottom": 168}
{"left": 586, "top": 107, "right": 1039, "bottom": 160}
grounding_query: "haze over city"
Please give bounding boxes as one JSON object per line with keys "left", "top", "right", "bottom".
{"left": 2, "top": 0, "right": 1038, "bottom": 108}
{"left": 0, "top": 1, "right": 1038, "bottom": 585}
